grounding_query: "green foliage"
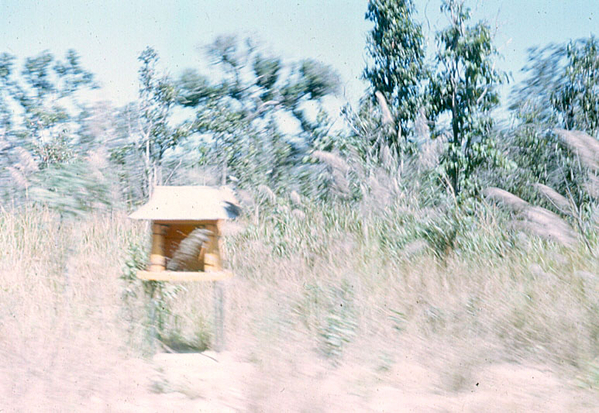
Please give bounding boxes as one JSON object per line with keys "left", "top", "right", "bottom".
{"left": 53, "top": 49, "right": 97, "bottom": 97}
{"left": 430, "top": 0, "right": 506, "bottom": 196}
{"left": 138, "top": 47, "right": 178, "bottom": 157}
{"left": 120, "top": 239, "right": 157, "bottom": 354}
{"left": 364, "top": 0, "right": 427, "bottom": 143}
{"left": 507, "top": 37, "right": 599, "bottom": 213}
{"left": 318, "top": 280, "right": 358, "bottom": 362}
{"left": 510, "top": 43, "right": 565, "bottom": 126}
{"left": 136, "top": 47, "right": 182, "bottom": 195}
{"left": 6, "top": 15, "right": 599, "bottom": 402}
{"left": 33, "top": 133, "right": 75, "bottom": 168}
{"left": 28, "top": 158, "right": 112, "bottom": 217}
{"left": 298, "top": 59, "right": 340, "bottom": 100}
{"left": 144, "top": 280, "right": 186, "bottom": 339}
{"left": 120, "top": 238, "right": 188, "bottom": 353}
{"left": 0, "top": 50, "right": 102, "bottom": 206}
{"left": 420, "top": 208, "right": 461, "bottom": 257}
{"left": 294, "top": 279, "right": 358, "bottom": 363}
{"left": 577, "top": 358, "right": 599, "bottom": 390}
{"left": 252, "top": 54, "right": 281, "bottom": 98}
{"left": 14, "top": 49, "right": 96, "bottom": 143}
{"left": 120, "top": 239, "right": 148, "bottom": 299}
{"left": 177, "top": 35, "right": 341, "bottom": 192}
{"left": 177, "top": 69, "right": 214, "bottom": 107}
{"left": 511, "top": 37, "right": 599, "bottom": 136}
{"left": 556, "top": 37, "right": 599, "bottom": 135}
{"left": 0, "top": 53, "right": 15, "bottom": 132}
{"left": 21, "top": 51, "right": 58, "bottom": 99}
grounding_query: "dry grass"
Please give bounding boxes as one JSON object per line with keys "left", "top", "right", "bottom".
{"left": 1, "top": 197, "right": 599, "bottom": 410}
{"left": 0, "top": 208, "right": 151, "bottom": 410}
{"left": 555, "top": 129, "right": 599, "bottom": 172}
{"left": 484, "top": 186, "right": 578, "bottom": 246}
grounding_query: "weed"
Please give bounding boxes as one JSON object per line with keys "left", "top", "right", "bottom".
{"left": 318, "top": 280, "right": 358, "bottom": 363}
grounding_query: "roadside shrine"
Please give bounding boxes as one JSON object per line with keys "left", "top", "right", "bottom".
{"left": 129, "top": 186, "right": 240, "bottom": 350}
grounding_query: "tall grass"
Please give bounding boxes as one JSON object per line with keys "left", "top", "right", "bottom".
{"left": 0, "top": 207, "right": 149, "bottom": 408}
{"left": 225, "top": 193, "right": 599, "bottom": 367}
{"left": 1, "top": 179, "right": 598, "bottom": 408}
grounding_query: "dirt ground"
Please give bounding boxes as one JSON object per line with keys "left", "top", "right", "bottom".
{"left": 3, "top": 345, "right": 597, "bottom": 413}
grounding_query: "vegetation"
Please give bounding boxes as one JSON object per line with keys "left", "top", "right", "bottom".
{"left": 364, "top": 0, "right": 427, "bottom": 145}
{"left": 430, "top": 0, "right": 507, "bottom": 196}
{"left": 1, "top": 0, "right": 599, "bottom": 409}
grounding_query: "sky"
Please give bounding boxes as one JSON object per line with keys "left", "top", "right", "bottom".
{"left": 1, "top": 0, "right": 598, "bottom": 108}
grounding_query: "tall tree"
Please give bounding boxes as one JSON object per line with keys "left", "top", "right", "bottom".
{"left": 363, "top": 0, "right": 427, "bottom": 145}
{"left": 137, "top": 47, "right": 180, "bottom": 196}
{"left": 430, "top": 0, "right": 505, "bottom": 196}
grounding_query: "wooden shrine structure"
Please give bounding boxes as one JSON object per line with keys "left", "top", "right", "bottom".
{"left": 129, "top": 185, "right": 239, "bottom": 351}
{"left": 129, "top": 186, "right": 239, "bottom": 282}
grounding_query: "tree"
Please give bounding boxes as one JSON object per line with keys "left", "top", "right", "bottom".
{"left": 512, "top": 37, "right": 599, "bottom": 137}
{"left": 0, "top": 50, "right": 104, "bottom": 205}
{"left": 363, "top": 0, "right": 427, "bottom": 146}
{"left": 554, "top": 37, "right": 599, "bottom": 136}
{"left": 509, "top": 43, "right": 565, "bottom": 128}
{"left": 430, "top": 0, "right": 505, "bottom": 196}
{"left": 507, "top": 37, "right": 599, "bottom": 209}
{"left": 14, "top": 50, "right": 97, "bottom": 160}
{"left": 137, "top": 47, "right": 180, "bottom": 197}
{"left": 0, "top": 53, "right": 15, "bottom": 137}
{"left": 177, "top": 35, "right": 340, "bottom": 192}
{"left": 0, "top": 50, "right": 118, "bottom": 214}
{"left": 0, "top": 53, "right": 16, "bottom": 187}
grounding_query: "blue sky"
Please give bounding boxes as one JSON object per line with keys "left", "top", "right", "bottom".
{"left": 1, "top": 0, "right": 598, "bottom": 107}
